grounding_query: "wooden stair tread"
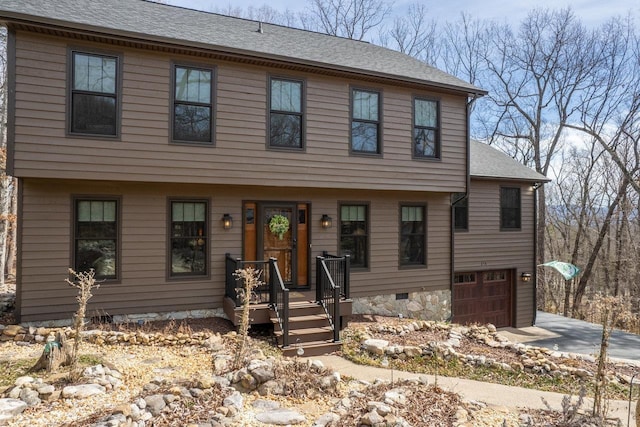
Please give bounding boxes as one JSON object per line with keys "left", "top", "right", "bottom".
{"left": 274, "top": 326, "right": 332, "bottom": 336}
{"left": 270, "top": 314, "right": 327, "bottom": 323}
{"left": 281, "top": 340, "right": 342, "bottom": 357}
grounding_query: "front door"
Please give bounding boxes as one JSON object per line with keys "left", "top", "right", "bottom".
{"left": 243, "top": 202, "right": 309, "bottom": 288}
{"left": 262, "top": 204, "right": 296, "bottom": 286}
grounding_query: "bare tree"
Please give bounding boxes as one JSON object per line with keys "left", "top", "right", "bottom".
{"left": 564, "top": 16, "right": 640, "bottom": 196}
{"left": 479, "top": 9, "right": 601, "bottom": 289}
{"left": 378, "top": 3, "right": 437, "bottom": 64}
{"left": 0, "top": 26, "right": 15, "bottom": 292}
{"left": 306, "top": 0, "right": 392, "bottom": 40}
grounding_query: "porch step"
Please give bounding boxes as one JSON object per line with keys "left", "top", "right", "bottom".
{"left": 270, "top": 300, "right": 341, "bottom": 356}
{"left": 274, "top": 326, "right": 333, "bottom": 345}
{"left": 281, "top": 340, "right": 342, "bottom": 357}
{"left": 271, "top": 314, "right": 329, "bottom": 330}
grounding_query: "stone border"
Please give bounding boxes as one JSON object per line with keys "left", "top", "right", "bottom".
{"left": 358, "top": 320, "right": 636, "bottom": 385}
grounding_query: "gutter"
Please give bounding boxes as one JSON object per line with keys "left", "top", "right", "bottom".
{"left": 450, "top": 94, "right": 479, "bottom": 320}
{"left": 532, "top": 181, "right": 543, "bottom": 325}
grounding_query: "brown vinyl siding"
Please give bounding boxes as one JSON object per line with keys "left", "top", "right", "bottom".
{"left": 19, "top": 178, "right": 451, "bottom": 322}
{"left": 12, "top": 32, "right": 467, "bottom": 193}
{"left": 454, "top": 179, "right": 537, "bottom": 327}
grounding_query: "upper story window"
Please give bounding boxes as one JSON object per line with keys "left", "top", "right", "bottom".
{"left": 500, "top": 187, "right": 521, "bottom": 230}
{"left": 453, "top": 193, "right": 468, "bottom": 231}
{"left": 70, "top": 51, "right": 119, "bottom": 136}
{"left": 413, "top": 98, "right": 440, "bottom": 159}
{"left": 400, "top": 205, "right": 426, "bottom": 266}
{"left": 351, "top": 89, "right": 380, "bottom": 155}
{"left": 339, "top": 204, "right": 368, "bottom": 268}
{"left": 270, "top": 77, "right": 304, "bottom": 149}
{"left": 74, "top": 198, "right": 119, "bottom": 280}
{"left": 170, "top": 200, "right": 208, "bottom": 277}
{"left": 173, "top": 65, "right": 213, "bottom": 143}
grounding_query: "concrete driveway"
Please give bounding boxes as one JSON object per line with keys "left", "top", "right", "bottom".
{"left": 500, "top": 310, "right": 640, "bottom": 364}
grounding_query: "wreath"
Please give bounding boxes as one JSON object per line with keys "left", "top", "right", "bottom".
{"left": 269, "top": 215, "right": 290, "bottom": 240}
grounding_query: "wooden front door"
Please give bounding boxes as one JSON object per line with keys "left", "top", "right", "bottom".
{"left": 243, "top": 202, "right": 309, "bottom": 288}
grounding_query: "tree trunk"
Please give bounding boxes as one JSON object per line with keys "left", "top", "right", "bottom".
{"left": 537, "top": 186, "right": 547, "bottom": 310}
{"left": 0, "top": 178, "right": 12, "bottom": 291}
{"left": 562, "top": 279, "right": 572, "bottom": 316}
{"left": 4, "top": 179, "right": 17, "bottom": 280}
{"left": 572, "top": 177, "right": 629, "bottom": 315}
{"left": 29, "top": 331, "right": 75, "bottom": 373}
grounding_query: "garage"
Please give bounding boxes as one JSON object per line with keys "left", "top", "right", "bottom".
{"left": 453, "top": 269, "right": 513, "bottom": 328}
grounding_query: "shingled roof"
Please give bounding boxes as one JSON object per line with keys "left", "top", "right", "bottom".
{"left": 470, "top": 140, "right": 551, "bottom": 182}
{"left": 0, "top": 0, "right": 485, "bottom": 96}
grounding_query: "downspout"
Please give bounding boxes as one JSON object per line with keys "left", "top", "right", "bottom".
{"left": 450, "top": 94, "right": 478, "bottom": 320}
{"left": 532, "top": 182, "right": 542, "bottom": 325}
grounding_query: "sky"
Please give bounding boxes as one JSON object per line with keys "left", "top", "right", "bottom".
{"left": 167, "top": 0, "right": 639, "bottom": 28}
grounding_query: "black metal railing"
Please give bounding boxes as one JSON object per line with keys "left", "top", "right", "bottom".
{"left": 315, "top": 253, "right": 350, "bottom": 343}
{"left": 224, "top": 253, "right": 270, "bottom": 307}
{"left": 319, "top": 252, "right": 350, "bottom": 299}
{"left": 269, "top": 258, "right": 290, "bottom": 348}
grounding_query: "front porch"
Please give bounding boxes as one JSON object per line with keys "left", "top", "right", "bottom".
{"left": 223, "top": 253, "right": 352, "bottom": 356}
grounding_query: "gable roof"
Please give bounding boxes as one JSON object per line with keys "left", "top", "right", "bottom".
{"left": 0, "top": 0, "right": 485, "bottom": 96}
{"left": 470, "top": 140, "right": 551, "bottom": 183}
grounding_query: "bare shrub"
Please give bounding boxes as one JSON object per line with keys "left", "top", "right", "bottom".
{"left": 232, "top": 267, "right": 262, "bottom": 370}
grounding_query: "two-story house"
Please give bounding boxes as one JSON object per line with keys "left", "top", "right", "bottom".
{"left": 0, "top": 0, "right": 547, "bottom": 339}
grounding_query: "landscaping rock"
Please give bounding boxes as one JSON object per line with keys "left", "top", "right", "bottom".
{"left": 0, "top": 398, "right": 28, "bottom": 422}
{"left": 62, "top": 384, "right": 106, "bottom": 399}
{"left": 223, "top": 391, "right": 243, "bottom": 409}
{"left": 362, "top": 339, "right": 389, "bottom": 355}
{"left": 254, "top": 408, "right": 306, "bottom": 425}
{"left": 19, "top": 388, "right": 41, "bottom": 407}
{"left": 313, "top": 412, "right": 340, "bottom": 427}
{"left": 144, "top": 394, "right": 166, "bottom": 416}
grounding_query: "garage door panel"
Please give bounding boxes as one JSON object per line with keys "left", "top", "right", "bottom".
{"left": 453, "top": 269, "right": 512, "bottom": 327}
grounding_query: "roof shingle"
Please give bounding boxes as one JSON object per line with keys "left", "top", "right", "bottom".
{"left": 0, "top": 0, "right": 485, "bottom": 95}
{"left": 470, "top": 140, "right": 550, "bottom": 182}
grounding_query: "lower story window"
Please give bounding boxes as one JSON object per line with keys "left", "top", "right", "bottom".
{"left": 75, "top": 199, "right": 118, "bottom": 280}
{"left": 339, "top": 204, "right": 368, "bottom": 268}
{"left": 170, "top": 200, "right": 208, "bottom": 277}
{"left": 400, "top": 205, "right": 426, "bottom": 266}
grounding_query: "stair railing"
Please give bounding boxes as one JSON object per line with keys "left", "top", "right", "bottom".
{"left": 316, "top": 255, "right": 344, "bottom": 343}
{"left": 320, "top": 252, "right": 350, "bottom": 299}
{"left": 269, "top": 258, "right": 290, "bottom": 348}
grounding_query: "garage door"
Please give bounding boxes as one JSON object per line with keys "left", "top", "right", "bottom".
{"left": 453, "top": 270, "right": 512, "bottom": 328}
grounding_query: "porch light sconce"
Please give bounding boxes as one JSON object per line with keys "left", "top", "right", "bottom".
{"left": 222, "top": 214, "right": 233, "bottom": 230}
{"left": 521, "top": 272, "right": 532, "bottom": 282}
{"left": 320, "top": 214, "right": 332, "bottom": 229}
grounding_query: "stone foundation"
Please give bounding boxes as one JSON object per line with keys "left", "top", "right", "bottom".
{"left": 19, "top": 308, "right": 228, "bottom": 328}
{"left": 351, "top": 289, "right": 451, "bottom": 321}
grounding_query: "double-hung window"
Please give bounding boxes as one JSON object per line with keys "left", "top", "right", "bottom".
{"left": 269, "top": 77, "right": 304, "bottom": 149}
{"left": 70, "top": 51, "right": 119, "bottom": 136}
{"left": 74, "top": 199, "right": 119, "bottom": 280}
{"left": 413, "top": 98, "right": 440, "bottom": 158}
{"left": 400, "top": 205, "right": 426, "bottom": 266}
{"left": 453, "top": 193, "right": 468, "bottom": 231}
{"left": 170, "top": 200, "right": 208, "bottom": 277}
{"left": 339, "top": 204, "right": 368, "bottom": 268}
{"left": 351, "top": 89, "right": 380, "bottom": 154}
{"left": 173, "top": 65, "right": 213, "bottom": 143}
{"left": 500, "top": 187, "right": 521, "bottom": 230}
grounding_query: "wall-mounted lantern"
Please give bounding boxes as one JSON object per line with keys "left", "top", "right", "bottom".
{"left": 521, "top": 272, "right": 532, "bottom": 282}
{"left": 222, "top": 213, "right": 233, "bottom": 230}
{"left": 320, "top": 214, "right": 332, "bottom": 229}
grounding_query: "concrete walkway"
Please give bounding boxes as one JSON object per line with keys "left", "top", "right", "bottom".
{"left": 308, "top": 354, "right": 638, "bottom": 426}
